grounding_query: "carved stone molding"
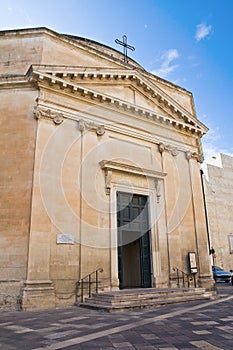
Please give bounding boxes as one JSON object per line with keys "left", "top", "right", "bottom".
{"left": 33, "top": 106, "right": 105, "bottom": 134}
{"left": 158, "top": 143, "right": 165, "bottom": 153}
{"left": 159, "top": 143, "right": 204, "bottom": 163}
{"left": 105, "top": 170, "right": 112, "bottom": 195}
{"left": 53, "top": 114, "right": 64, "bottom": 125}
{"left": 154, "top": 178, "right": 162, "bottom": 203}
{"left": 33, "top": 107, "right": 64, "bottom": 125}
{"left": 158, "top": 143, "right": 178, "bottom": 157}
{"left": 78, "top": 119, "right": 85, "bottom": 131}
{"left": 100, "top": 160, "right": 166, "bottom": 195}
{"left": 186, "top": 150, "right": 204, "bottom": 163}
{"left": 186, "top": 151, "right": 192, "bottom": 160}
{"left": 78, "top": 119, "right": 105, "bottom": 135}
{"left": 195, "top": 153, "right": 204, "bottom": 163}
{"left": 31, "top": 69, "right": 208, "bottom": 137}
{"left": 171, "top": 147, "right": 178, "bottom": 157}
{"left": 96, "top": 125, "right": 105, "bottom": 136}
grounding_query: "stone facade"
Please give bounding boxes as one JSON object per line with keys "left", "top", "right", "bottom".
{"left": 0, "top": 27, "right": 214, "bottom": 311}
{"left": 203, "top": 153, "right": 233, "bottom": 270}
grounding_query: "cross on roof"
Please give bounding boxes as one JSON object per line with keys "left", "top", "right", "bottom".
{"left": 115, "top": 35, "right": 135, "bottom": 63}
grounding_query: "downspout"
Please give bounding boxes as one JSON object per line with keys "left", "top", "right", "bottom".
{"left": 200, "top": 169, "right": 211, "bottom": 254}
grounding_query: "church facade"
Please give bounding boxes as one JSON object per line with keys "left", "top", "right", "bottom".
{"left": 0, "top": 27, "right": 214, "bottom": 311}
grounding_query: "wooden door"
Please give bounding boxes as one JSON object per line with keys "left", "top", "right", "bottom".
{"left": 117, "top": 192, "right": 152, "bottom": 289}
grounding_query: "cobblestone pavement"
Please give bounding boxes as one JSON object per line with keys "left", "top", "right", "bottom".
{"left": 0, "top": 285, "right": 232, "bottom": 350}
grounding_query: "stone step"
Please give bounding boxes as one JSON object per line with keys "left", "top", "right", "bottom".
{"left": 87, "top": 288, "right": 205, "bottom": 302}
{"left": 88, "top": 287, "right": 207, "bottom": 300}
{"left": 78, "top": 288, "right": 216, "bottom": 312}
{"left": 84, "top": 291, "right": 211, "bottom": 306}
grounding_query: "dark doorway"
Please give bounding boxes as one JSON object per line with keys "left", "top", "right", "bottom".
{"left": 117, "top": 192, "right": 152, "bottom": 289}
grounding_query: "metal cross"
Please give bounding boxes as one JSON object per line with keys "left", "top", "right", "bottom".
{"left": 115, "top": 35, "right": 135, "bottom": 63}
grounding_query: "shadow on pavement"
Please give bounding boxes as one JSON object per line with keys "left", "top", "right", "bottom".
{"left": 215, "top": 282, "right": 233, "bottom": 296}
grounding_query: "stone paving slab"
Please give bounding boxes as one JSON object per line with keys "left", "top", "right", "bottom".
{"left": 0, "top": 285, "right": 232, "bottom": 349}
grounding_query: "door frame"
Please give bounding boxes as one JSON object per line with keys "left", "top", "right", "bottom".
{"left": 110, "top": 183, "right": 158, "bottom": 289}
{"left": 117, "top": 192, "right": 152, "bottom": 289}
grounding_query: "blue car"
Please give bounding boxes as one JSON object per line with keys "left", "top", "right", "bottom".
{"left": 212, "top": 266, "right": 231, "bottom": 283}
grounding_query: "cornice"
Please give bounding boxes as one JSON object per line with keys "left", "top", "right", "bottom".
{"left": 100, "top": 160, "right": 166, "bottom": 196}
{"left": 28, "top": 69, "right": 207, "bottom": 137}
{"left": 28, "top": 65, "right": 207, "bottom": 133}
{"left": 100, "top": 160, "right": 167, "bottom": 179}
{"left": 0, "top": 75, "right": 33, "bottom": 89}
{"left": 28, "top": 65, "right": 206, "bottom": 133}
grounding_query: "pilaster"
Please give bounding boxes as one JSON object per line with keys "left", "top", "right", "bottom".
{"left": 21, "top": 280, "right": 55, "bottom": 311}
{"left": 21, "top": 117, "right": 56, "bottom": 311}
{"left": 188, "top": 156, "right": 215, "bottom": 290}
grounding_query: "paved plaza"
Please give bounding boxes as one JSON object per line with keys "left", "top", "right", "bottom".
{"left": 0, "top": 285, "right": 232, "bottom": 350}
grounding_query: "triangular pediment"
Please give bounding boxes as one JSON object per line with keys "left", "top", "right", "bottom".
{"left": 0, "top": 27, "right": 208, "bottom": 136}
{"left": 29, "top": 65, "right": 208, "bottom": 136}
{"left": 77, "top": 82, "right": 171, "bottom": 118}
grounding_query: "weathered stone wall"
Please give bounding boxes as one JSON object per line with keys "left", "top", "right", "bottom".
{"left": 0, "top": 87, "right": 38, "bottom": 309}
{"left": 0, "top": 32, "right": 43, "bottom": 75}
{"left": 0, "top": 28, "right": 120, "bottom": 76}
{"left": 0, "top": 281, "right": 23, "bottom": 310}
{"left": 204, "top": 153, "right": 233, "bottom": 270}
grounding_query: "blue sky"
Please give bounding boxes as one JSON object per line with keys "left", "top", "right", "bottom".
{"left": 1, "top": 0, "right": 233, "bottom": 160}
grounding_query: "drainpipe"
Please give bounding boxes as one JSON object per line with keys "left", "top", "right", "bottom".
{"left": 200, "top": 169, "right": 211, "bottom": 254}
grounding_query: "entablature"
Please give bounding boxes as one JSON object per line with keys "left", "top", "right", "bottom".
{"left": 33, "top": 104, "right": 204, "bottom": 164}
{"left": 28, "top": 68, "right": 207, "bottom": 137}
{"left": 28, "top": 65, "right": 206, "bottom": 133}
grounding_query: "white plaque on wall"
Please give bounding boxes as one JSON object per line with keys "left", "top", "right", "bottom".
{"left": 56, "top": 233, "right": 74, "bottom": 244}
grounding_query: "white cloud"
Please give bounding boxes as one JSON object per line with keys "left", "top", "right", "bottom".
{"left": 151, "top": 48, "right": 180, "bottom": 79}
{"left": 172, "top": 78, "right": 187, "bottom": 86}
{"left": 195, "top": 23, "right": 212, "bottom": 42}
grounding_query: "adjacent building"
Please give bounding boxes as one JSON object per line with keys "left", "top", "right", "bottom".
{"left": 203, "top": 153, "right": 233, "bottom": 270}
{"left": 0, "top": 27, "right": 214, "bottom": 311}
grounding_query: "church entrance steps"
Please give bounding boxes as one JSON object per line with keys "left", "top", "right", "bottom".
{"left": 78, "top": 287, "right": 216, "bottom": 312}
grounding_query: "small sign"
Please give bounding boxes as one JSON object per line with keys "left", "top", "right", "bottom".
{"left": 188, "top": 252, "right": 198, "bottom": 274}
{"left": 56, "top": 233, "right": 74, "bottom": 245}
